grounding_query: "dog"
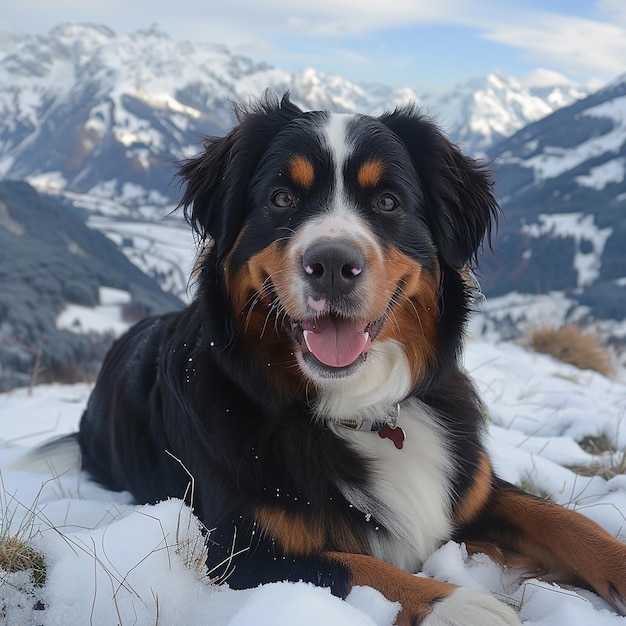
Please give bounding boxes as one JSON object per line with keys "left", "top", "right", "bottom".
{"left": 76, "top": 94, "right": 626, "bottom": 625}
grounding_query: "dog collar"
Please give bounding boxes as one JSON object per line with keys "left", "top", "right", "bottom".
{"left": 334, "top": 403, "right": 405, "bottom": 450}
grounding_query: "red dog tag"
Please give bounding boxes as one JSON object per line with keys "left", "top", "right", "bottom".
{"left": 378, "top": 423, "right": 405, "bottom": 449}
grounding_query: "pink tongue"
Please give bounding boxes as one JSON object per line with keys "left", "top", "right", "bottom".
{"left": 302, "top": 317, "right": 371, "bottom": 368}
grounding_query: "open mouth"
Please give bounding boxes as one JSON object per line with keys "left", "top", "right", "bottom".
{"left": 291, "top": 313, "right": 384, "bottom": 371}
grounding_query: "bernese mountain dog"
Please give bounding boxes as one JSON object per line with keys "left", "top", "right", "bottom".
{"left": 77, "top": 94, "right": 626, "bottom": 625}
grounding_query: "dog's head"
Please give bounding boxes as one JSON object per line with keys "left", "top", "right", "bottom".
{"left": 179, "top": 94, "right": 499, "bottom": 413}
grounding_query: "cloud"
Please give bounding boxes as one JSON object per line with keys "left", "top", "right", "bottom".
{"left": 3, "top": 0, "right": 626, "bottom": 87}
{"left": 597, "top": 0, "right": 626, "bottom": 25}
{"left": 177, "top": 0, "right": 475, "bottom": 40}
{"left": 478, "top": 11, "right": 626, "bottom": 82}
{"left": 187, "top": 1, "right": 626, "bottom": 83}
{"left": 200, "top": 0, "right": 467, "bottom": 38}
{"left": 519, "top": 68, "right": 581, "bottom": 89}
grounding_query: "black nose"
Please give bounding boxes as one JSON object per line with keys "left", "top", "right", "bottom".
{"left": 302, "top": 240, "right": 366, "bottom": 298}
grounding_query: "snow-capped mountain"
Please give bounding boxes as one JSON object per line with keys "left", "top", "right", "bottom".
{"left": 421, "top": 72, "right": 588, "bottom": 154}
{"left": 0, "top": 23, "right": 589, "bottom": 213}
{"left": 482, "top": 74, "right": 626, "bottom": 325}
{"left": 0, "top": 23, "right": 422, "bottom": 214}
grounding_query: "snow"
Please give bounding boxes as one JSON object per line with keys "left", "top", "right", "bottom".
{"left": 586, "top": 97, "right": 626, "bottom": 128}
{"left": 576, "top": 158, "right": 626, "bottom": 190}
{"left": 26, "top": 172, "right": 68, "bottom": 192}
{"left": 56, "top": 287, "right": 134, "bottom": 336}
{"left": 98, "top": 286, "right": 132, "bottom": 306}
{"left": 86, "top": 215, "right": 196, "bottom": 299}
{"left": 518, "top": 93, "right": 626, "bottom": 183}
{"left": 1, "top": 330, "right": 625, "bottom": 625}
{"left": 33, "top": 184, "right": 196, "bottom": 300}
{"left": 56, "top": 303, "right": 130, "bottom": 336}
{"left": 56, "top": 291, "right": 133, "bottom": 339}
{"left": 519, "top": 69, "right": 579, "bottom": 90}
{"left": 521, "top": 213, "right": 613, "bottom": 287}
{"left": 468, "top": 291, "right": 590, "bottom": 334}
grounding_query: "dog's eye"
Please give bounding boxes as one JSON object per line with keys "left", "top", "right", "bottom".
{"left": 376, "top": 194, "right": 398, "bottom": 212}
{"left": 271, "top": 191, "right": 295, "bottom": 209}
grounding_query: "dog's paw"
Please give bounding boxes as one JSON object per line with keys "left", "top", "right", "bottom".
{"left": 422, "top": 587, "right": 521, "bottom": 626}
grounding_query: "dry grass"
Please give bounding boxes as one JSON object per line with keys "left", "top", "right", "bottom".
{"left": 569, "top": 458, "right": 626, "bottom": 480}
{"left": 572, "top": 434, "right": 626, "bottom": 480}
{"left": 578, "top": 434, "right": 615, "bottom": 456}
{"left": 0, "top": 535, "right": 46, "bottom": 587}
{"left": 0, "top": 475, "right": 47, "bottom": 591}
{"left": 528, "top": 324, "right": 615, "bottom": 377}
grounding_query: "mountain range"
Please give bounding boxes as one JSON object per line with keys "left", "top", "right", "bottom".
{"left": 0, "top": 23, "right": 624, "bottom": 385}
{"left": 0, "top": 23, "right": 588, "bottom": 211}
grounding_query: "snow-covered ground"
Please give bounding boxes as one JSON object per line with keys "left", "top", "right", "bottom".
{"left": 0, "top": 332, "right": 625, "bottom": 625}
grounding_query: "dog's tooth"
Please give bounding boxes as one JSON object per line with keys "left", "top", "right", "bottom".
{"left": 303, "top": 330, "right": 313, "bottom": 352}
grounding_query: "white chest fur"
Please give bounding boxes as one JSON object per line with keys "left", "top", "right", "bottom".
{"left": 313, "top": 339, "right": 454, "bottom": 571}
{"left": 331, "top": 399, "right": 454, "bottom": 572}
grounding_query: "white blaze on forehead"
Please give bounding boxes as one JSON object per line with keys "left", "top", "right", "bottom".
{"left": 322, "top": 112, "right": 354, "bottom": 195}
{"left": 288, "top": 112, "right": 380, "bottom": 257}
{"left": 282, "top": 112, "right": 384, "bottom": 318}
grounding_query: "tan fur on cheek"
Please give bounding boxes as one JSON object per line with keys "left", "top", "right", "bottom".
{"left": 372, "top": 247, "right": 440, "bottom": 382}
{"left": 225, "top": 242, "right": 286, "bottom": 322}
{"left": 223, "top": 242, "right": 306, "bottom": 394}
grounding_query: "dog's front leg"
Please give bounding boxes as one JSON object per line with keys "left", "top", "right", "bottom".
{"left": 458, "top": 479, "right": 626, "bottom": 615}
{"left": 326, "top": 551, "right": 521, "bottom": 626}
{"left": 208, "top": 514, "right": 520, "bottom": 625}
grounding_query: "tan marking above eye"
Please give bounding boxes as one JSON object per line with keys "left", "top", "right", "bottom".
{"left": 288, "top": 156, "right": 315, "bottom": 189}
{"left": 357, "top": 160, "right": 385, "bottom": 188}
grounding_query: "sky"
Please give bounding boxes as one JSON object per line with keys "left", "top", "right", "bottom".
{"left": 2, "top": 0, "right": 626, "bottom": 92}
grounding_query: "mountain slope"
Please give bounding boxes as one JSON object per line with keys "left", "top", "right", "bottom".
{"left": 0, "top": 180, "right": 182, "bottom": 390}
{"left": 483, "top": 74, "right": 626, "bottom": 322}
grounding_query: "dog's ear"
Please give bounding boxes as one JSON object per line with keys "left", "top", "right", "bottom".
{"left": 380, "top": 107, "right": 500, "bottom": 269}
{"left": 177, "top": 92, "right": 303, "bottom": 259}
